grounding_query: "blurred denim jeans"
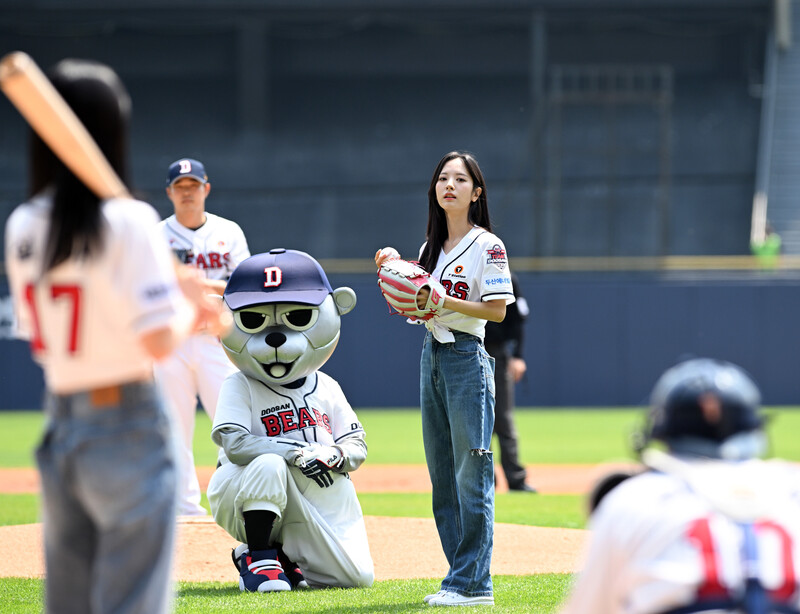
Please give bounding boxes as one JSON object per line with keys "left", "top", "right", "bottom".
{"left": 37, "top": 382, "right": 177, "bottom": 614}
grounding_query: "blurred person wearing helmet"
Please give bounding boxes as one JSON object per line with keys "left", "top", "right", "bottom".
{"left": 559, "top": 358, "right": 800, "bottom": 614}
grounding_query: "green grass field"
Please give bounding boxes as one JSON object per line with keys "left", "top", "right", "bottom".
{"left": 1, "top": 407, "right": 799, "bottom": 613}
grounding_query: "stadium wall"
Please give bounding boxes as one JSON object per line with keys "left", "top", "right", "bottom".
{"left": 2, "top": 271, "right": 799, "bottom": 410}
{"left": 0, "top": 3, "right": 771, "bottom": 261}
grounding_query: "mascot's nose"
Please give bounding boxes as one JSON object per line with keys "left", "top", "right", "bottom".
{"left": 265, "top": 332, "right": 286, "bottom": 348}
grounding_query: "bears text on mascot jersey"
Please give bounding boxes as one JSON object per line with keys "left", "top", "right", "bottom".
{"left": 207, "top": 248, "right": 374, "bottom": 593}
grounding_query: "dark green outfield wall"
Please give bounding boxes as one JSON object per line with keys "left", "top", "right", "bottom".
{"left": 3, "top": 271, "right": 798, "bottom": 409}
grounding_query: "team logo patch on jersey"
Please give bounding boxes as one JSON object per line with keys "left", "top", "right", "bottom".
{"left": 486, "top": 245, "right": 507, "bottom": 270}
{"left": 454, "top": 265, "right": 464, "bottom": 274}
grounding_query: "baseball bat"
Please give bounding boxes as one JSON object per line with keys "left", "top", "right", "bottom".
{"left": 0, "top": 51, "right": 130, "bottom": 200}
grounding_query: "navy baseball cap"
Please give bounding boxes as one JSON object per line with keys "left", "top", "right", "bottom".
{"left": 224, "top": 248, "right": 333, "bottom": 309}
{"left": 166, "top": 158, "right": 208, "bottom": 186}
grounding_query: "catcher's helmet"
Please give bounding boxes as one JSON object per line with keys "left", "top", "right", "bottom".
{"left": 642, "top": 358, "right": 766, "bottom": 459}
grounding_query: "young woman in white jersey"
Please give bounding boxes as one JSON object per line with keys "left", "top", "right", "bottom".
{"left": 4, "top": 59, "right": 226, "bottom": 614}
{"left": 375, "top": 151, "right": 515, "bottom": 607}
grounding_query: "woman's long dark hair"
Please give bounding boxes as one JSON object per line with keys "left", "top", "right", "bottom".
{"left": 419, "top": 151, "right": 491, "bottom": 274}
{"left": 29, "top": 59, "right": 131, "bottom": 271}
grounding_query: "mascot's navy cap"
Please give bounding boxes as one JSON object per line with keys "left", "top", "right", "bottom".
{"left": 224, "top": 248, "right": 333, "bottom": 309}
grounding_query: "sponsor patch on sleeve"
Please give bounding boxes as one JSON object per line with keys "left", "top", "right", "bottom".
{"left": 486, "top": 276, "right": 512, "bottom": 287}
{"left": 486, "top": 245, "right": 507, "bottom": 270}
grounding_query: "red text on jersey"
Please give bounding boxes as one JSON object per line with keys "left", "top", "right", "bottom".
{"left": 24, "top": 282, "right": 82, "bottom": 355}
{"left": 687, "top": 516, "right": 796, "bottom": 603}
{"left": 261, "top": 407, "right": 332, "bottom": 437}
{"left": 185, "top": 252, "right": 230, "bottom": 270}
{"left": 442, "top": 279, "right": 469, "bottom": 301}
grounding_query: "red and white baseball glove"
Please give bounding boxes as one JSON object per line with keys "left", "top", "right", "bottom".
{"left": 377, "top": 259, "right": 446, "bottom": 321}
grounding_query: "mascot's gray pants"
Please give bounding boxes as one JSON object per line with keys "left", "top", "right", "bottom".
{"left": 208, "top": 452, "right": 374, "bottom": 588}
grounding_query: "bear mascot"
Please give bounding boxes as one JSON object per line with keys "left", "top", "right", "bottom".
{"left": 207, "top": 248, "right": 374, "bottom": 592}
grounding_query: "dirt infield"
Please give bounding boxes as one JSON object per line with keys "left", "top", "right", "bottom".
{"left": 0, "top": 462, "right": 640, "bottom": 496}
{"left": 0, "top": 462, "right": 639, "bottom": 582}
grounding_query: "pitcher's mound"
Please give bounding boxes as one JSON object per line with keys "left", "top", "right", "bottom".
{"left": 0, "top": 516, "right": 585, "bottom": 582}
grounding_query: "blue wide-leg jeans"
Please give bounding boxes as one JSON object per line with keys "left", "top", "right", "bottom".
{"left": 420, "top": 331, "right": 496, "bottom": 597}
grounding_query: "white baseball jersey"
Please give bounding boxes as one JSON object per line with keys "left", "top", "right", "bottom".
{"left": 4, "top": 193, "right": 190, "bottom": 394}
{"left": 156, "top": 212, "right": 250, "bottom": 281}
{"left": 420, "top": 226, "right": 515, "bottom": 343}
{"left": 154, "top": 210, "right": 250, "bottom": 515}
{"left": 211, "top": 370, "right": 366, "bottom": 464}
{"left": 560, "top": 459, "right": 800, "bottom": 614}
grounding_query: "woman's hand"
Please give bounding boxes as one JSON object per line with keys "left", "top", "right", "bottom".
{"left": 374, "top": 246, "right": 401, "bottom": 268}
{"left": 416, "top": 287, "right": 430, "bottom": 310}
{"left": 175, "top": 265, "right": 232, "bottom": 336}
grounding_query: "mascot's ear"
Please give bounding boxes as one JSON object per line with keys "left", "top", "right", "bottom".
{"left": 332, "top": 287, "right": 357, "bottom": 316}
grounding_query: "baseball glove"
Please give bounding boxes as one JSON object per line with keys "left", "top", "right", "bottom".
{"left": 377, "top": 259, "right": 446, "bottom": 321}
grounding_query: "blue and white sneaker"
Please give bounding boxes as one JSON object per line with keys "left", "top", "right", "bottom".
{"left": 234, "top": 547, "right": 292, "bottom": 593}
{"left": 275, "top": 543, "right": 309, "bottom": 589}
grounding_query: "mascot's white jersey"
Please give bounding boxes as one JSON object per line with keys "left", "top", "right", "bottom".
{"left": 156, "top": 212, "right": 249, "bottom": 281}
{"left": 5, "top": 194, "right": 189, "bottom": 393}
{"left": 560, "top": 459, "right": 800, "bottom": 614}
{"left": 420, "top": 226, "right": 515, "bottom": 343}
{"left": 212, "top": 370, "right": 365, "bottom": 461}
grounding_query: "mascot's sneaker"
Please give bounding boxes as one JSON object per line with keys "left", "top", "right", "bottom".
{"left": 231, "top": 543, "right": 249, "bottom": 572}
{"left": 275, "top": 544, "right": 309, "bottom": 589}
{"left": 427, "top": 590, "right": 494, "bottom": 607}
{"left": 235, "top": 547, "right": 292, "bottom": 593}
{"left": 233, "top": 543, "right": 306, "bottom": 591}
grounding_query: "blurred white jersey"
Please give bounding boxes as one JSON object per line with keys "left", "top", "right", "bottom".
{"left": 5, "top": 193, "right": 189, "bottom": 394}
{"left": 157, "top": 212, "right": 249, "bottom": 282}
{"left": 560, "top": 458, "right": 800, "bottom": 614}
{"left": 154, "top": 211, "right": 250, "bottom": 515}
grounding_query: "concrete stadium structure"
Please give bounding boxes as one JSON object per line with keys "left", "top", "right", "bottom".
{"left": 2, "top": 1, "right": 800, "bottom": 408}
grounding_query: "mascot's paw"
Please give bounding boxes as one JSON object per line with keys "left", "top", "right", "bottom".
{"left": 288, "top": 445, "right": 344, "bottom": 487}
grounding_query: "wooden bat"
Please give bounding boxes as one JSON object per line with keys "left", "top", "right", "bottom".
{"left": 0, "top": 51, "right": 130, "bottom": 200}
